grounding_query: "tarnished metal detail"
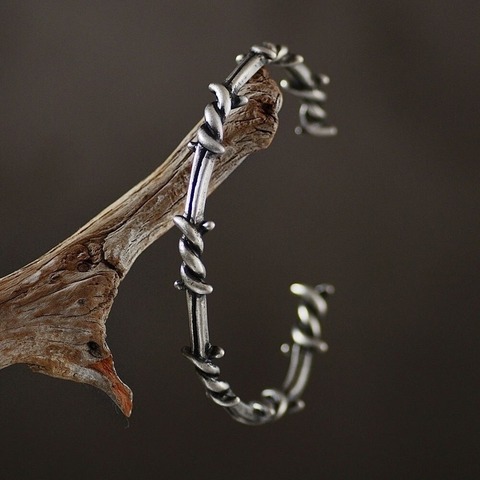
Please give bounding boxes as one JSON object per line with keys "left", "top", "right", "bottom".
{"left": 174, "top": 42, "right": 336, "bottom": 425}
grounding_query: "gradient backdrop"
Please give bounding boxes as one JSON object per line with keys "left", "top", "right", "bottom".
{"left": 0, "top": 1, "right": 478, "bottom": 479}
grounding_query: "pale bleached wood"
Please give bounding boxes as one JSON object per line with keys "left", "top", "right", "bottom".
{"left": 0, "top": 69, "right": 281, "bottom": 416}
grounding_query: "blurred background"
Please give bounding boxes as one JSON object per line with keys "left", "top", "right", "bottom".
{"left": 0, "top": 1, "right": 478, "bottom": 479}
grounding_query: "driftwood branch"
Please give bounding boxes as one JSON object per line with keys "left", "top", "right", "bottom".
{"left": 0, "top": 69, "right": 281, "bottom": 416}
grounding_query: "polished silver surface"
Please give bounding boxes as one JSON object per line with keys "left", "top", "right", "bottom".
{"left": 174, "top": 42, "right": 335, "bottom": 425}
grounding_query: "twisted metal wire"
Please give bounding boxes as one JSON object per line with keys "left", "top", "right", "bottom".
{"left": 173, "top": 216, "right": 214, "bottom": 295}
{"left": 183, "top": 42, "right": 336, "bottom": 166}
{"left": 240, "top": 43, "right": 337, "bottom": 136}
{"left": 174, "top": 42, "right": 335, "bottom": 425}
{"left": 182, "top": 283, "right": 333, "bottom": 425}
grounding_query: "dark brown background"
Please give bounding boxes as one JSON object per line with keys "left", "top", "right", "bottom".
{"left": 0, "top": 1, "right": 478, "bottom": 479}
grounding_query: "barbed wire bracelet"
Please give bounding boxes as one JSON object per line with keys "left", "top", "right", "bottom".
{"left": 174, "top": 42, "right": 336, "bottom": 425}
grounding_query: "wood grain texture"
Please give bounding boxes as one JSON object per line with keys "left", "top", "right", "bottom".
{"left": 0, "top": 69, "right": 281, "bottom": 416}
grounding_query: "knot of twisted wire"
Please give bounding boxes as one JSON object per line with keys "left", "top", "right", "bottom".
{"left": 248, "top": 42, "right": 304, "bottom": 66}
{"left": 173, "top": 215, "right": 215, "bottom": 295}
{"left": 289, "top": 282, "right": 333, "bottom": 354}
{"left": 181, "top": 345, "right": 241, "bottom": 408}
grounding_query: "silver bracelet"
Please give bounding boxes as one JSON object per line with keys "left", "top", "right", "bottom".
{"left": 174, "top": 42, "right": 335, "bottom": 425}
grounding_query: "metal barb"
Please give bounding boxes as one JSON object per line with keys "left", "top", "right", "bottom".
{"left": 174, "top": 42, "right": 335, "bottom": 425}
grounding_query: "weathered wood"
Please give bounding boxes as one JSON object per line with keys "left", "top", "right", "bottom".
{"left": 0, "top": 69, "right": 281, "bottom": 416}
